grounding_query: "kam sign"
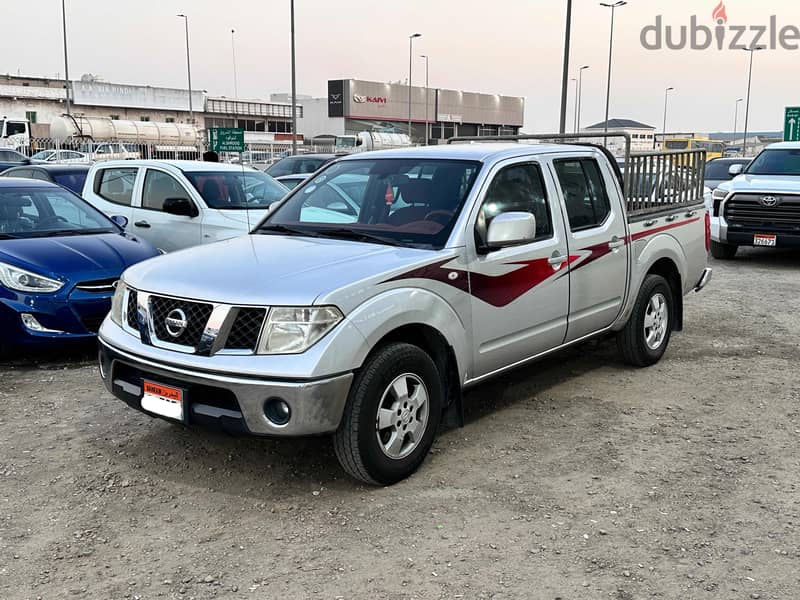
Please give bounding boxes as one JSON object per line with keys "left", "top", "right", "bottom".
{"left": 784, "top": 107, "right": 800, "bottom": 142}
{"left": 208, "top": 127, "right": 245, "bottom": 152}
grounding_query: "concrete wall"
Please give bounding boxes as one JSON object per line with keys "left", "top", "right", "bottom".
{"left": 71, "top": 80, "right": 203, "bottom": 112}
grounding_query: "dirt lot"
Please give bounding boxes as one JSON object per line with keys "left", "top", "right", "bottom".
{"left": 1, "top": 249, "right": 799, "bottom": 600}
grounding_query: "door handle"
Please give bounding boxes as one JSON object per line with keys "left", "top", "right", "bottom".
{"left": 134, "top": 220, "right": 151, "bottom": 228}
{"left": 608, "top": 237, "right": 624, "bottom": 250}
{"left": 548, "top": 253, "right": 568, "bottom": 267}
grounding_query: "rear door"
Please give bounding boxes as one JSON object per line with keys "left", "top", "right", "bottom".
{"left": 131, "top": 167, "right": 201, "bottom": 251}
{"left": 467, "top": 158, "right": 571, "bottom": 378}
{"left": 552, "top": 155, "right": 628, "bottom": 342}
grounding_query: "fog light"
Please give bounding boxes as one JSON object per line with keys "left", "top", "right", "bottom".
{"left": 264, "top": 398, "right": 291, "bottom": 427}
{"left": 21, "top": 313, "right": 64, "bottom": 334}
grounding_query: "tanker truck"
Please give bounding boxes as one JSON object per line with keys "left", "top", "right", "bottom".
{"left": 50, "top": 115, "right": 203, "bottom": 161}
{"left": 334, "top": 131, "right": 413, "bottom": 153}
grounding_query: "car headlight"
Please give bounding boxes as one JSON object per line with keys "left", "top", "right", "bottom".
{"left": 712, "top": 188, "right": 729, "bottom": 201}
{"left": 257, "top": 306, "right": 343, "bottom": 354}
{"left": 109, "top": 281, "right": 128, "bottom": 327}
{"left": 0, "top": 262, "right": 63, "bottom": 293}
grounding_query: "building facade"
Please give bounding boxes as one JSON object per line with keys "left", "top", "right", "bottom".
{"left": 299, "top": 79, "right": 524, "bottom": 144}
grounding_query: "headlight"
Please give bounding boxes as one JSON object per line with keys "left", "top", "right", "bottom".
{"left": 712, "top": 188, "right": 729, "bottom": 201}
{"left": 109, "top": 281, "right": 128, "bottom": 326}
{"left": 257, "top": 306, "right": 343, "bottom": 354}
{"left": 0, "top": 262, "right": 63, "bottom": 293}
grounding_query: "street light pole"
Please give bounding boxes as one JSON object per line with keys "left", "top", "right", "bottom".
{"left": 60, "top": 0, "right": 71, "bottom": 116}
{"left": 600, "top": 1, "right": 626, "bottom": 143}
{"left": 420, "top": 54, "right": 429, "bottom": 145}
{"left": 290, "top": 0, "right": 297, "bottom": 155}
{"left": 732, "top": 97, "right": 743, "bottom": 154}
{"left": 408, "top": 33, "right": 421, "bottom": 141}
{"left": 742, "top": 45, "right": 764, "bottom": 157}
{"left": 231, "top": 29, "right": 239, "bottom": 102}
{"left": 662, "top": 86, "right": 674, "bottom": 149}
{"left": 559, "top": 0, "right": 573, "bottom": 134}
{"left": 576, "top": 65, "right": 589, "bottom": 134}
{"left": 571, "top": 78, "right": 578, "bottom": 133}
{"left": 177, "top": 14, "right": 193, "bottom": 124}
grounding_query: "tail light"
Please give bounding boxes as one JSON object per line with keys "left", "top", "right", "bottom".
{"left": 704, "top": 212, "right": 711, "bottom": 252}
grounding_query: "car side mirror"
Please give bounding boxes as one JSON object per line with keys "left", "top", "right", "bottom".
{"left": 110, "top": 215, "right": 129, "bottom": 229}
{"left": 163, "top": 197, "right": 198, "bottom": 218}
{"left": 485, "top": 212, "right": 536, "bottom": 251}
{"left": 728, "top": 164, "right": 744, "bottom": 176}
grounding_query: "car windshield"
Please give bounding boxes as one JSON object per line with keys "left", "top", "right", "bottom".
{"left": 184, "top": 170, "right": 288, "bottom": 209}
{"left": 52, "top": 172, "right": 88, "bottom": 194}
{"left": 258, "top": 158, "right": 482, "bottom": 249}
{"left": 0, "top": 186, "right": 116, "bottom": 237}
{"left": 745, "top": 149, "right": 800, "bottom": 176}
{"left": 31, "top": 151, "right": 54, "bottom": 160}
{"left": 705, "top": 160, "right": 749, "bottom": 180}
{"left": 266, "top": 156, "right": 329, "bottom": 177}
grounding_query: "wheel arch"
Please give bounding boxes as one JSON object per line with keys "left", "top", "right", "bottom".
{"left": 645, "top": 257, "right": 683, "bottom": 331}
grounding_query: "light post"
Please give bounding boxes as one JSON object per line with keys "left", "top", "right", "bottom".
{"left": 732, "top": 97, "right": 743, "bottom": 154}
{"left": 559, "top": 0, "right": 573, "bottom": 134}
{"left": 290, "top": 0, "right": 297, "bottom": 155}
{"left": 177, "top": 14, "right": 193, "bottom": 124}
{"left": 576, "top": 65, "right": 589, "bottom": 134}
{"left": 420, "top": 54, "right": 430, "bottom": 145}
{"left": 231, "top": 29, "right": 239, "bottom": 101}
{"left": 571, "top": 78, "right": 578, "bottom": 133}
{"left": 742, "top": 45, "right": 764, "bottom": 157}
{"left": 662, "top": 86, "right": 674, "bottom": 149}
{"left": 408, "top": 33, "right": 421, "bottom": 141}
{"left": 600, "top": 1, "right": 626, "bottom": 142}
{"left": 60, "top": 0, "right": 71, "bottom": 115}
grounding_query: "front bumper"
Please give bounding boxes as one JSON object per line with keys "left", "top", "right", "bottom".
{"left": 713, "top": 215, "right": 800, "bottom": 248}
{"left": 99, "top": 339, "right": 353, "bottom": 437}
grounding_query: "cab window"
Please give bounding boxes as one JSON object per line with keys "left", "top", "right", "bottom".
{"left": 142, "top": 169, "right": 191, "bottom": 211}
{"left": 95, "top": 167, "right": 137, "bottom": 206}
{"left": 553, "top": 158, "right": 611, "bottom": 231}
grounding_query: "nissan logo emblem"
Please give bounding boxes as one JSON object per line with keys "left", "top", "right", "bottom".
{"left": 164, "top": 308, "right": 188, "bottom": 338}
{"left": 760, "top": 195, "right": 780, "bottom": 207}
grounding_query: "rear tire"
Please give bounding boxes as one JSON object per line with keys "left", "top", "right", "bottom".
{"left": 333, "top": 343, "right": 442, "bottom": 485}
{"left": 617, "top": 274, "right": 674, "bottom": 368}
{"left": 710, "top": 240, "right": 738, "bottom": 260}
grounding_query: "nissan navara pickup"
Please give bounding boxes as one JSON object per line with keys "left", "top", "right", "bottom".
{"left": 98, "top": 139, "right": 712, "bottom": 485}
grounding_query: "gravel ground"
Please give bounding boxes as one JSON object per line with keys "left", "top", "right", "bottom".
{"left": 1, "top": 248, "right": 799, "bottom": 600}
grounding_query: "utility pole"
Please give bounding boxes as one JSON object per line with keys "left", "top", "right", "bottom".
{"left": 61, "top": 0, "right": 71, "bottom": 115}
{"left": 290, "top": 0, "right": 297, "bottom": 155}
{"left": 559, "top": 0, "right": 573, "bottom": 134}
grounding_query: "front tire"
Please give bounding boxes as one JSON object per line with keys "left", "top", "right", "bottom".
{"left": 333, "top": 343, "right": 443, "bottom": 485}
{"left": 710, "top": 240, "right": 738, "bottom": 260}
{"left": 617, "top": 274, "right": 674, "bottom": 367}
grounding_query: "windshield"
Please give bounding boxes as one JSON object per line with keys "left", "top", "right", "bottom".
{"left": 705, "top": 159, "right": 749, "bottom": 180}
{"left": 665, "top": 140, "right": 690, "bottom": 150}
{"left": 184, "top": 171, "right": 288, "bottom": 209}
{"left": 746, "top": 149, "right": 800, "bottom": 176}
{"left": 31, "top": 150, "right": 54, "bottom": 160}
{"left": 266, "top": 156, "right": 329, "bottom": 177}
{"left": 259, "top": 158, "right": 482, "bottom": 249}
{"left": 0, "top": 186, "right": 116, "bottom": 237}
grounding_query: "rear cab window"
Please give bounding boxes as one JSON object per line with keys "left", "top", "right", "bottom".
{"left": 553, "top": 158, "right": 611, "bottom": 231}
{"left": 94, "top": 167, "right": 138, "bottom": 206}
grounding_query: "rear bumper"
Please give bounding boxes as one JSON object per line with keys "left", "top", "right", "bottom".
{"left": 98, "top": 339, "right": 353, "bottom": 437}
{"left": 694, "top": 268, "right": 713, "bottom": 292}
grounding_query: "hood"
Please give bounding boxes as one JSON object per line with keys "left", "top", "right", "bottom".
{"left": 123, "top": 234, "right": 438, "bottom": 306}
{"left": 726, "top": 174, "right": 800, "bottom": 195}
{"left": 0, "top": 233, "right": 160, "bottom": 285}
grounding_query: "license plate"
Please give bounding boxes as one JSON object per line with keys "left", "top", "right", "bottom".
{"left": 754, "top": 234, "right": 777, "bottom": 247}
{"left": 141, "top": 381, "right": 184, "bottom": 421}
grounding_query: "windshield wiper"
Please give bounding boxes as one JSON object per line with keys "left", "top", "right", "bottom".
{"left": 313, "top": 228, "right": 401, "bottom": 247}
{"left": 255, "top": 224, "right": 322, "bottom": 238}
{"left": 0, "top": 233, "right": 20, "bottom": 239}
{"left": 36, "top": 229, "right": 113, "bottom": 237}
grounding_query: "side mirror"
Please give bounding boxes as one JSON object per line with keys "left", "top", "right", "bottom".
{"left": 728, "top": 163, "right": 745, "bottom": 176}
{"left": 162, "top": 197, "right": 198, "bottom": 218}
{"left": 485, "top": 212, "right": 536, "bottom": 250}
{"left": 110, "top": 215, "right": 129, "bottom": 229}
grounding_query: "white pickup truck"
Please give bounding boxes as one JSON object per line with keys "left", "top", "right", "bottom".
{"left": 98, "top": 135, "right": 712, "bottom": 485}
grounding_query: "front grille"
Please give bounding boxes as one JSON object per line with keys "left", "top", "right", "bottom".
{"left": 225, "top": 308, "right": 266, "bottom": 351}
{"left": 126, "top": 290, "right": 139, "bottom": 328}
{"left": 81, "top": 313, "right": 106, "bottom": 333}
{"left": 149, "top": 296, "right": 213, "bottom": 348}
{"left": 724, "top": 194, "right": 800, "bottom": 229}
{"left": 76, "top": 277, "right": 119, "bottom": 292}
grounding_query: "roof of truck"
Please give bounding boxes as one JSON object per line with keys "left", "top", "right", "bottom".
{"left": 338, "top": 143, "right": 591, "bottom": 163}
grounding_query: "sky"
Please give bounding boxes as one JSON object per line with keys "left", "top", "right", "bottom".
{"left": 2, "top": 0, "right": 797, "bottom": 133}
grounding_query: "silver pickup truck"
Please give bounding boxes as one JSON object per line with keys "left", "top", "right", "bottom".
{"left": 98, "top": 135, "right": 712, "bottom": 485}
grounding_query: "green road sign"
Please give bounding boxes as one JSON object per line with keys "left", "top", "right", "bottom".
{"left": 784, "top": 107, "right": 800, "bottom": 142}
{"left": 208, "top": 127, "right": 245, "bottom": 152}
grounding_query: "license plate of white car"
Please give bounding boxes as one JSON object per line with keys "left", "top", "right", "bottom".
{"left": 141, "top": 380, "right": 184, "bottom": 421}
{"left": 754, "top": 234, "right": 777, "bottom": 247}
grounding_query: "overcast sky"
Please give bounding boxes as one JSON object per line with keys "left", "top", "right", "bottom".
{"left": 2, "top": 0, "right": 797, "bottom": 133}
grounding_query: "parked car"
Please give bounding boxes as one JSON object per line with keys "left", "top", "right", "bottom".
{"left": 0, "top": 178, "right": 160, "bottom": 356}
{"left": 98, "top": 142, "right": 711, "bottom": 485}
{"left": 30, "top": 149, "right": 90, "bottom": 164}
{"left": 274, "top": 174, "right": 308, "bottom": 190}
{"left": 80, "top": 142, "right": 140, "bottom": 162}
{"left": 82, "top": 160, "right": 288, "bottom": 252}
{"left": 0, "top": 149, "right": 44, "bottom": 172}
{"left": 704, "top": 157, "right": 751, "bottom": 191}
{"left": 265, "top": 153, "right": 343, "bottom": 177}
{"left": 0, "top": 164, "right": 91, "bottom": 195}
{"left": 709, "top": 142, "right": 800, "bottom": 259}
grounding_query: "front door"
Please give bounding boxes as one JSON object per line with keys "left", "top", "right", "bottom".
{"left": 131, "top": 168, "right": 201, "bottom": 252}
{"left": 551, "top": 155, "right": 628, "bottom": 342}
{"left": 468, "top": 159, "right": 571, "bottom": 379}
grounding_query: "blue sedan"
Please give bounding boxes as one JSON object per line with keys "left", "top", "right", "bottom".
{"left": 0, "top": 178, "right": 160, "bottom": 356}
